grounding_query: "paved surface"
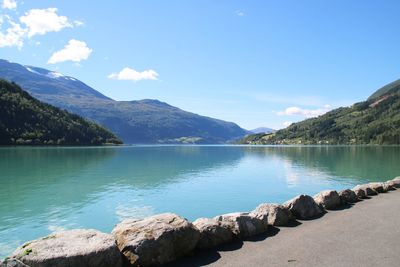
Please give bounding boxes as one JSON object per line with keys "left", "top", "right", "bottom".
{"left": 168, "top": 190, "right": 400, "bottom": 267}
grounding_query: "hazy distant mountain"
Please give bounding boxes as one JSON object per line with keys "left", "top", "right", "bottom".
{"left": 240, "top": 79, "right": 400, "bottom": 145}
{"left": 249, "top": 127, "right": 275, "bottom": 134}
{"left": 0, "top": 59, "right": 247, "bottom": 144}
{"left": 0, "top": 79, "right": 121, "bottom": 145}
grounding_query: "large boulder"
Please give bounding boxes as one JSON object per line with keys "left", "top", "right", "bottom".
{"left": 385, "top": 178, "right": 400, "bottom": 189}
{"left": 0, "top": 258, "right": 30, "bottom": 267}
{"left": 338, "top": 189, "right": 358, "bottom": 203}
{"left": 8, "top": 229, "right": 122, "bottom": 267}
{"left": 353, "top": 184, "right": 378, "bottom": 197}
{"left": 352, "top": 187, "right": 367, "bottom": 199}
{"left": 392, "top": 176, "right": 400, "bottom": 182}
{"left": 283, "top": 195, "right": 324, "bottom": 220}
{"left": 251, "top": 203, "right": 292, "bottom": 226}
{"left": 193, "top": 218, "right": 235, "bottom": 249}
{"left": 383, "top": 181, "right": 397, "bottom": 191}
{"left": 112, "top": 213, "right": 200, "bottom": 267}
{"left": 313, "top": 190, "right": 341, "bottom": 210}
{"left": 368, "top": 182, "right": 386, "bottom": 193}
{"left": 214, "top": 212, "right": 266, "bottom": 238}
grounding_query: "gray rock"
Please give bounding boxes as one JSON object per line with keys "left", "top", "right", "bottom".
{"left": 383, "top": 181, "right": 397, "bottom": 191}
{"left": 0, "top": 258, "right": 30, "bottom": 267}
{"left": 193, "top": 218, "right": 235, "bottom": 249}
{"left": 338, "top": 189, "right": 358, "bottom": 203}
{"left": 214, "top": 212, "right": 266, "bottom": 238}
{"left": 283, "top": 195, "right": 324, "bottom": 220}
{"left": 393, "top": 176, "right": 400, "bottom": 181}
{"left": 251, "top": 203, "right": 292, "bottom": 226}
{"left": 9, "top": 229, "right": 122, "bottom": 267}
{"left": 353, "top": 184, "right": 378, "bottom": 196}
{"left": 112, "top": 213, "right": 200, "bottom": 267}
{"left": 352, "top": 187, "right": 367, "bottom": 199}
{"left": 386, "top": 178, "right": 400, "bottom": 189}
{"left": 313, "top": 190, "right": 341, "bottom": 210}
{"left": 368, "top": 182, "right": 386, "bottom": 193}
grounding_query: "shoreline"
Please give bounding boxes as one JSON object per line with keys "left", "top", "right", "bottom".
{"left": 171, "top": 187, "right": 400, "bottom": 267}
{"left": 1, "top": 178, "right": 399, "bottom": 266}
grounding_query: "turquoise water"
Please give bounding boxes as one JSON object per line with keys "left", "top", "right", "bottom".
{"left": 1, "top": 145, "right": 400, "bottom": 258}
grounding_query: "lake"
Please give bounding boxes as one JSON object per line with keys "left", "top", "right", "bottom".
{"left": 1, "top": 145, "right": 399, "bottom": 258}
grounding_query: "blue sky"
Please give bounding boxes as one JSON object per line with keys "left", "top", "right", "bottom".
{"left": 1, "top": 0, "right": 400, "bottom": 130}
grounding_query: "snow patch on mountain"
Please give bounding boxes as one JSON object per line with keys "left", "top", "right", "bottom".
{"left": 46, "top": 71, "right": 64, "bottom": 79}
{"left": 25, "top": 66, "right": 41, "bottom": 75}
{"left": 24, "top": 66, "right": 77, "bottom": 81}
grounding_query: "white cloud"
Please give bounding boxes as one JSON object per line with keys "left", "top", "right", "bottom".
{"left": 20, "top": 8, "right": 72, "bottom": 37}
{"left": 283, "top": 121, "right": 293, "bottom": 127}
{"left": 73, "top": 20, "right": 84, "bottom": 27}
{"left": 2, "top": 0, "right": 17, "bottom": 10}
{"left": 0, "top": 18, "right": 26, "bottom": 48}
{"left": 0, "top": 8, "right": 75, "bottom": 48}
{"left": 108, "top": 67, "right": 159, "bottom": 82}
{"left": 277, "top": 106, "right": 332, "bottom": 118}
{"left": 235, "top": 10, "right": 245, "bottom": 16}
{"left": 48, "top": 39, "right": 92, "bottom": 64}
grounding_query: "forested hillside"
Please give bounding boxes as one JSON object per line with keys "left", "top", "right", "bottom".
{"left": 240, "top": 80, "right": 400, "bottom": 145}
{"left": 0, "top": 80, "right": 122, "bottom": 145}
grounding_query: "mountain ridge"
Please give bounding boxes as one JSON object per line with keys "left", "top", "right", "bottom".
{"left": 0, "top": 79, "right": 122, "bottom": 145}
{"left": 367, "top": 79, "right": 400, "bottom": 101}
{"left": 240, "top": 79, "right": 400, "bottom": 145}
{"left": 0, "top": 59, "right": 247, "bottom": 144}
{"left": 249, "top": 127, "right": 275, "bottom": 134}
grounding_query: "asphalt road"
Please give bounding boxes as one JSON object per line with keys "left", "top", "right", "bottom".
{"left": 168, "top": 189, "right": 400, "bottom": 267}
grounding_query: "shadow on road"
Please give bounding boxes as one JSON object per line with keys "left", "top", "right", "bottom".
{"left": 164, "top": 196, "right": 373, "bottom": 266}
{"left": 164, "top": 226, "right": 281, "bottom": 267}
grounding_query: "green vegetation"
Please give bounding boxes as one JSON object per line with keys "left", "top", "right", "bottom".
{"left": 0, "top": 80, "right": 122, "bottom": 145}
{"left": 239, "top": 81, "right": 400, "bottom": 145}
{"left": 21, "top": 242, "right": 31, "bottom": 249}
{"left": 367, "top": 79, "right": 400, "bottom": 101}
{"left": 42, "top": 235, "right": 56, "bottom": 240}
{"left": 23, "top": 249, "right": 32, "bottom": 256}
{"left": 0, "top": 60, "right": 247, "bottom": 144}
{"left": 162, "top": 136, "right": 203, "bottom": 144}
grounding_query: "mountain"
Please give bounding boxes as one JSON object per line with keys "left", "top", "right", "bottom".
{"left": 367, "top": 79, "right": 400, "bottom": 101}
{"left": 0, "top": 59, "right": 247, "bottom": 144}
{"left": 0, "top": 79, "right": 122, "bottom": 145}
{"left": 249, "top": 127, "right": 275, "bottom": 134}
{"left": 240, "top": 79, "right": 400, "bottom": 145}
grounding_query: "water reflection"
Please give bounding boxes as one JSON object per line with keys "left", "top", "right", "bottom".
{"left": 0, "top": 145, "right": 399, "bottom": 258}
{"left": 241, "top": 146, "right": 400, "bottom": 182}
{"left": 0, "top": 146, "right": 244, "bottom": 214}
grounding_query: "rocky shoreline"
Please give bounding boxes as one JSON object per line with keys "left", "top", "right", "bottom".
{"left": 2, "top": 177, "right": 400, "bottom": 267}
